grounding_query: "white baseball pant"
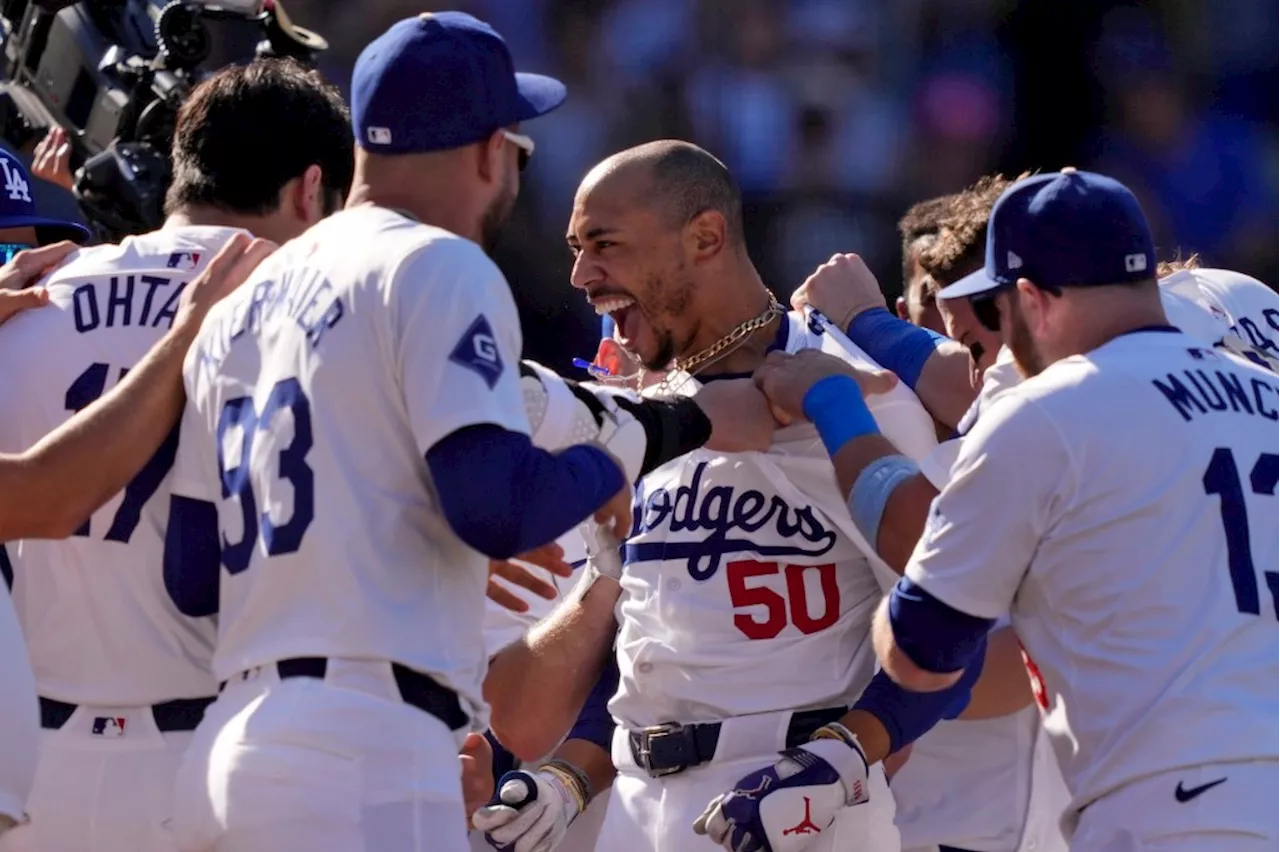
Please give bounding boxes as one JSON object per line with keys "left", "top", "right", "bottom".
{"left": 171, "top": 659, "right": 470, "bottom": 852}
{"left": 1067, "top": 760, "right": 1277, "bottom": 851}
{"left": 0, "top": 704, "right": 191, "bottom": 852}
{"left": 599, "top": 709, "right": 901, "bottom": 852}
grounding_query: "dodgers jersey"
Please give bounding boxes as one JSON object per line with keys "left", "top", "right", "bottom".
{"left": 170, "top": 206, "right": 529, "bottom": 727}
{"left": 899, "top": 274, "right": 1277, "bottom": 850}
{"left": 609, "top": 313, "right": 938, "bottom": 728}
{"left": 0, "top": 227, "right": 238, "bottom": 705}
{"left": 1160, "top": 268, "right": 1279, "bottom": 369}
{"left": 905, "top": 328, "right": 1279, "bottom": 824}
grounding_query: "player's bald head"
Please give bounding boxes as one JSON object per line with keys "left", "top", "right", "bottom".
{"left": 575, "top": 140, "right": 745, "bottom": 246}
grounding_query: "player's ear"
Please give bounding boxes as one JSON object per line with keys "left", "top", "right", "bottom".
{"left": 293, "top": 164, "right": 326, "bottom": 225}
{"left": 476, "top": 129, "right": 506, "bottom": 186}
{"left": 684, "top": 209, "right": 726, "bottom": 263}
{"left": 895, "top": 296, "right": 909, "bottom": 320}
{"left": 1015, "top": 278, "right": 1054, "bottom": 333}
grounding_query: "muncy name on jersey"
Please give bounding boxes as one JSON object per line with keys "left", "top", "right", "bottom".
{"left": 625, "top": 461, "right": 838, "bottom": 581}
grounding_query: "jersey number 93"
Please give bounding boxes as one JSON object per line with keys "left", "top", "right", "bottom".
{"left": 216, "top": 378, "right": 315, "bottom": 574}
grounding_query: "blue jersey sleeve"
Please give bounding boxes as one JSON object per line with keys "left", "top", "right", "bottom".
{"left": 426, "top": 424, "right": 624, "bottom": 560}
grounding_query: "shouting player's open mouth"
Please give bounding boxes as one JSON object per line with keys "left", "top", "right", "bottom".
{"left": 591, "top": 292, "right": 652, "bottom": 363}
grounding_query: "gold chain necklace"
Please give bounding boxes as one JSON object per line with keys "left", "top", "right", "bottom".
{"left": 653, "top": 292, "right": 784, "bottom": 394}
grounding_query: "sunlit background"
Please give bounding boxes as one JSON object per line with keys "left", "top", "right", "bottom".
{"left": 30, "top": 0, "right": 1280, "bottom": 375}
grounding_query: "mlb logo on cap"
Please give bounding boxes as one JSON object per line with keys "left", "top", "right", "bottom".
{"left": 0, "top": 147, "right": 91, "bottom": 244}
{"left": 91, "top": 716, "right": 127, "bottom": 737}
{"left": 939, "top": 167, "right": 1157, "bottom": 300}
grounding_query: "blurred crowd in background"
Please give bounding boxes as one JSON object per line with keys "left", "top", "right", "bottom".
{"left": 32, "top": 0, "right": 1280, "bottom": 374}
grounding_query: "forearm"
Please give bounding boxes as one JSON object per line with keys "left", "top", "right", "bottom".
{"left": 0, "top": 321, "right": 195, "bottom": 541}
{"left": 913, "top": 342, "right": 980, "bottom": 430}
{"left": 829, "top": 434, "right": 938, "bottom": 574}
{"left": 550, "top": 738, "right": 616, "bottom": 801}
{"left": 485, "top": 577, "right": 621, "bottom": 761}
{"left": 874, "top": 581, "right": 995, "bottom": 693}
{"left": 958, "top": 625, "right": 1034, "bottom": 719}
{"left": 427, "top": 427, "right": 623, "bottom": 560}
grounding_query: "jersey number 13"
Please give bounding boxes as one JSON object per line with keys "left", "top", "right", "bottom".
{"left": 1203, "top": 448, "right": 1279, "bottom": 618}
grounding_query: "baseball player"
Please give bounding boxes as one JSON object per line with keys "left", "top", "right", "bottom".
{"left": 0, "top": 61, "right": 351, "bottom": 852}
{"left": 161, "top": 14, "right": 641, "bottom": 852}
{"left": 761, "top": 169, "right": 1278, "bottom": 850}
{"left": 481, "top": 139, "right": 987, "bottom": 852}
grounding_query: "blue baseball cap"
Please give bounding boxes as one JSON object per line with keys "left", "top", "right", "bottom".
{"left": 0, "top": 147, "right": 90, "bottom": 244}
{"left": 351, "top": 12, "right": 567, "bottom": 154}
{"left": 939, "top": 168, "right": 1156, "bottom": 300}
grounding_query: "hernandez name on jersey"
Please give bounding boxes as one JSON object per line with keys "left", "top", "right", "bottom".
{"left": 610, "top": 312, "right": 939, "bottom": 729}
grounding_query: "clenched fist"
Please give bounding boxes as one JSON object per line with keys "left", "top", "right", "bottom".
{"left": 790, "top": 253, "right": 887, "bottom": 332}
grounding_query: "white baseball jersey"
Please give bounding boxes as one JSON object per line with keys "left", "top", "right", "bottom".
{"left": 609, "top": 312, "right": 938, "bottom": 728}
{"left": 1160, "top": 268, "right": 1279, "bottom": 369}
{"left": 170, "top": 205, "right": 529, "bottom": 727}
{"left": 905, "top": 328, "right": 1279, "bottom": 827}
{"left": 0, "top": 584, "right": 38, "bottom": 823}
{"left": 0, "top": 227, "right": 240, "bottom": 705}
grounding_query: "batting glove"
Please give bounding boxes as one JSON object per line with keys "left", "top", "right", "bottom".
{"left": 474, "top": 763, "right": 588, "bottom": 852}
{"left": 692, "top": 723, "right": 870, "bottom": 852}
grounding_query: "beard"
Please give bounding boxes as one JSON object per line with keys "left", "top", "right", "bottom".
{"left": 1006, "top": 297, "right": 1046, "bottom": 378}
{"left": 478, "top": 172, "right": 518, "bottom": 255}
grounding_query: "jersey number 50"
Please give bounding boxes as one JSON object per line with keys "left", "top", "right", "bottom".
{"left": 728, "top": 560, "right": 840, "bottom": 640}
{"left": 216, "top": 378, "right": 315, "bottom": 574}
{"left": 1203, "top": 448, "right": 1278, "bottom": 617}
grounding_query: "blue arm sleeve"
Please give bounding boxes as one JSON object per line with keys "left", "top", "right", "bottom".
{"left": 163, "top": 496, "right": 221, "bottom": 617}
{"left": 566, "top": 655, "right": 620, "bottom": 751}
{"left": 846, "top": 307, "right": 948, "bottom": 390}
{"left": 854, "top": 635, "right": 987, "bottom": 754}
{"left": 888, "top": 576, "right": 995, "bottom": 675}
{"left": 426, "top": 424, "right": 625, "bottom": 561}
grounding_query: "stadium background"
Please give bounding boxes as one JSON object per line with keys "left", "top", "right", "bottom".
{"left": 27, "top": 0, "right": 1280, "bottom": 376}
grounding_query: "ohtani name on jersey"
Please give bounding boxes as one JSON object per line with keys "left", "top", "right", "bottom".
{"left": 196, "top": 267, "right": 345, "bottom": 370}
{"left": 626, "top": 461, "right": 838, "bottom": 581}
{"left": 1153, "top": 363, "right": 1278, "bottom": 423}
{"left": 71, "top": 275, "right": 186, "bottom": 332}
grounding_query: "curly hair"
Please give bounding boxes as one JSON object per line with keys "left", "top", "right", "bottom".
{"left": 1157, "top": 252, "right": 1202, "bottom": 278}
{"left": 919, "top": 172, "right": 1033, "bottom": 285}
{"left": 896, "top": 194, "right": 961, "bottom": 284}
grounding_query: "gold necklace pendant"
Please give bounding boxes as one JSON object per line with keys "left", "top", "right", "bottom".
{"left": 654, "top": 292, "right": 784, "bottom": 395}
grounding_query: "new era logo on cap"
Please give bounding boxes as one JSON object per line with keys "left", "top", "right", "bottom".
{"left": 1007, "top": 251, "right": 1023, "bottom": 270}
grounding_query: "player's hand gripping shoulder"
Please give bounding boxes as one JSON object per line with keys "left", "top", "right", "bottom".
{"left": 0, "top": 241, "right": 77, "bottom": 326}
{"left": 693, "top": 722, "right": 871, "bottom": 852}
{"left": 790, "top": 253, "right": 887, "bottom": 331}
{"left": 172, "top": 233, "right": 278, "bottom": 335}
{"left": 692, "top": 378, "right": 780, "bottom": 452}
{"left": 474, "top": 761, "right": 591, "bottom": 852}
{"left": 753, "top": 349, "right": 898, "bottom": 425}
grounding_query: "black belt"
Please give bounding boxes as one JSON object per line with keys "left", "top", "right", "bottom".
{"left": 628, "top": 706, "right": 846, "bottom": 778}
{"left": 229, "top": 657, "right": 469, "bottom": 732}
{"left": 39, "top": 695, "right": 214, "bottom": 733}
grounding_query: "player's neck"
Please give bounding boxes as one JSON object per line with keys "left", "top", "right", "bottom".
{"left": 345, "top": 180, "right": 484, "bottom": 246}
{"left": 683, "top": 262, "right": 782, "bottom": 377}
{"left": 163, "top": 207, "right": 291, "bottom": 246}
{"left": 1053, "top": 288, "right": 1170, "bottom": 362}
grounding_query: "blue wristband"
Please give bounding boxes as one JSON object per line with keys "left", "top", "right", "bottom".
{"left": 846, "top": 307, "right": 947, "bottom": 390}
{"left": 802, "top": 374, "right": 880, "bottom": 455}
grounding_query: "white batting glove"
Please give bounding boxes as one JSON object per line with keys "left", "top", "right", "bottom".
{"left": 474, "top": 767, "right": 584, "bottom": 852}
{"left": 693, "top": 724, "right": 870, "bottom": 852}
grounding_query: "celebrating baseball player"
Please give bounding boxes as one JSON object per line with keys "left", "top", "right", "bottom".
{"left": 481, "top": 139, "right": 1013, "bottom": 852}
{"left": 757, "top": 169, "right": 1279, "bottom": 850}
{"left": 160, "top": 13, "right": 647, "bottom": 852}
{"left": 0, "top": 59, "right": 349, "bottom": 852}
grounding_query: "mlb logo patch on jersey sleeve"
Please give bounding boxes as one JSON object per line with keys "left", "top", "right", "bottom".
{"left": 449, "top": 314, "right": 504, "bottom": 389}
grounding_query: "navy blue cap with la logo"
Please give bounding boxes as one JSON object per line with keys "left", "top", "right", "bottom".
{"left": 0, "top": 147, "right": 90, "bottom": 243}
{"left": 939, "top": 167, "right": 1157, "bottom": 300}
{"left": 351, "top": 11, "right": 567, "bottom": 154}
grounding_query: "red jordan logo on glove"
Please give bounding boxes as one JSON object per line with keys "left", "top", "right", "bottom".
{"left": 782, "top": 796, "right": 821, "bottom": 835}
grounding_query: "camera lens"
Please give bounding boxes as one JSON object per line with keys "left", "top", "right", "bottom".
{"left": 156, "top": 2, "right": 211, "bottom": 69}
